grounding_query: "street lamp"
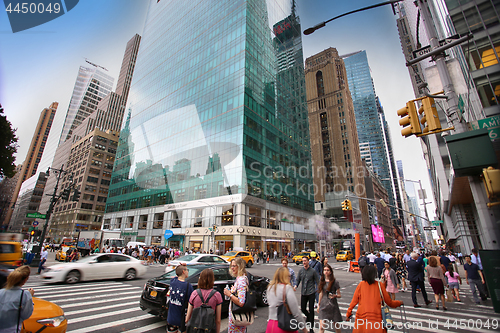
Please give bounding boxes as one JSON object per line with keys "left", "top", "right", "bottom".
{"left": 303, "top": 0, "right": 403, "bottom": 35}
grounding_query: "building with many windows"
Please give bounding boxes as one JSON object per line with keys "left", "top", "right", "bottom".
{"left": 103, "top": 0, "right": 316, "bottom": 254}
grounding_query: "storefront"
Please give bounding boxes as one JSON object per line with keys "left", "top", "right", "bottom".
{"left": 264, "top": 238, "right": 291, "bottom": 257}
{"left": 189, "top": 236, "right": 204, "bottom": 252}
{"left": 166, "top": 235, "right": 184, "bottom": 250}
{"left": 245, "top": 236, "right": 262, "bottom": 253}
{"left": 215, "top": 235, "right": 233, "bottom": 254}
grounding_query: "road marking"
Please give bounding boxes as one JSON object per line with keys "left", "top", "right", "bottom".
{"left": 34, "top": 284, "right": 136, "bottom": 296}
{"left": 60, "top": 295, "right": 139, "bottom": 309}
{"left": 46, "top": 290, "right": 141, "bottom": 302}
{"left": 68, "top": 307, "right": 139, "bottom": 324}
{"left": 64, "top": 301, "right": 138, "bottom": 316}
{"left": 67, "top": 314, "right": 153, "bottom": 333}
{"left": 36, "top": 286, "right": 141, "bottom": 299}
{"left": 121, "top": 321, "right": 165, "bottom": 333}
{"left": 25, "top": 281, "right": 125, "bottom": 290}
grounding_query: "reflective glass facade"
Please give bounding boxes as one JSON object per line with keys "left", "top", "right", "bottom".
{"left": 105, "top": 0, "right": 313, "bottom": 215}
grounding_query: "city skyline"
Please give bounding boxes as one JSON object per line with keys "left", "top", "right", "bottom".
{"left": 0, "top": 0, "right": 437, "bottom": 217}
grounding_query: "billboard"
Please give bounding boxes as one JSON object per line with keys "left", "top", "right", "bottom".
{"left": 371, "top": 224, "right": 385, "bottom": 243}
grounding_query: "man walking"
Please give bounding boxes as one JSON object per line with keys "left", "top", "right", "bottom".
{"left": 374, "top": 252, "right": 385, "bottom": 278}
{"left": 282, "top": 257, "right": 296, "bottom": 285}
{"left": 464, "top": 255, "right": 486, "bottom": 304}
{"left": 38, "top": 247, "right": 48, "bottom": 274}
{"left": 457, "top": 252, "right": 464, "bottom": 265}
{"left": 406, "top": 252, "right": 432, "bottom": 308}
{"left": 403, "top": 249, "right": 411, "bottom": 263}
{"left": 294, "top": 256, "right": 320, "bottom": 333}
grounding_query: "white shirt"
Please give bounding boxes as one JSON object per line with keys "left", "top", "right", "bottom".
{"left": 40, "top": 250, "right": 48, "bottom": 260}
{"left": 367, "top": 253, "right": 377, "bottom": 263}
{"left": 471, "top": 254, "right": 483, "bottom": 270}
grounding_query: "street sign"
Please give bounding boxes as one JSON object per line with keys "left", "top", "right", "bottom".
{"left": 26, "top": 212, "right": 46, "bottom": 219}
{"left": 33, "top": 221, "right": 39, "bottom": 227}
{"left": 164, "top": 230, "right": 173, "bottom": 239}
{"left": 412, "top": 34, "right": 460, "bottom": 59}
{"left": 431, "top": 220, "right": 443, "bottom": 226}
{"left": 471, "top": 115, "right": 500, "bottom": 141}
{"left": 424, "top": 226, "right": 437, "bottom": 230}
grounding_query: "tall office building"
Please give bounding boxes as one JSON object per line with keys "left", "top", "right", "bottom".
{"left": 103, "top": 0, "right": 315, "bottom": 254}
{"left": 2, "top": 102, "right": 58, "bottom": 226}
{"left": 59, "top": 65, "right": 114, "bottom": 144}
{"left": 38, "top": 35, "right": 141, "bottom": 241}
{"left": 342, "top": 51, "right": 401, "bottom": 225}
{"left": 0, "top": 164, "right": 22, "bottom": 226}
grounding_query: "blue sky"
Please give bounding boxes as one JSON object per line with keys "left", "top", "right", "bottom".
{"left": 0, "top": 0, "right": 436, "bottom": 218}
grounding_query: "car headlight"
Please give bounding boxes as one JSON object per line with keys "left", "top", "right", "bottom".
{"left": 37, "top": 315, "right": 66, "bottom": 327}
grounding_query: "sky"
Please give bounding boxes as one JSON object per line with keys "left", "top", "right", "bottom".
{"left": 0, "top": 0, "right": 436, "bottom": 219}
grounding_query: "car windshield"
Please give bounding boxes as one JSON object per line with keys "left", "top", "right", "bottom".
{"left": 76, "top": 255, "right": 97, "bottom": 263}
{"left": 224, "top": 251, "right": 237, "bottom": 256}
{"left": 159, "top": 266, "right": 205, "bottom": 280}
{"left": 60, "top": 246, "right": 72, "bottom": 252}
{"left": 176, "top": 255, "right": 198, "bottom": 262}
{"left": 298, "top": 253, "right": 308, "bottom": 256}
{"left": 338, "top": 251, "right": 346, "bottom": 254}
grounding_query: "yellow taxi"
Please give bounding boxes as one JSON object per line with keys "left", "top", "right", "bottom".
{"left": 0, "top": 241, "right": 23, "bottom": 266}
{"left": 55, "top": 246, "right": 78, "bottom": 261}
{"left": 23, "top": 297, "right": 67, "bottom": 333}
{"left": 336, "top": 250, "right": 354, "bottom": 262}
{"left": 221, "top": 251, "right": 254, "bottom": 267}
{"left": 292, "top": 251, "right": 312, "bottom": 265}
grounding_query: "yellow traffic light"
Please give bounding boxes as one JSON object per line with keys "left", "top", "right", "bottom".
{"left": 347, "top": 199, "right": 352, "bottom": 210}
{"left": 341, "top": 200, "right": 348, "bottom": 211}
{"left": 398, "top": 101, "right": 421, "bottom": 137}
{"left": 419, "top": 97, "right": 441, "bottom": 133}
{"left": 30, "top": 230, "right": 35, "bottom": 236}
{"left": 482, "top": 166, "right": 500, "bottom": 200}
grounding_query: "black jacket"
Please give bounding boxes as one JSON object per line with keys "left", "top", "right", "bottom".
{"left": 406, "top": 259, "right": 425, "bottom": 282}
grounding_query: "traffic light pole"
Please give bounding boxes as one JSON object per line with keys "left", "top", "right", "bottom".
{"left": 416, "top": 0, "right": 468, "bottom": 134}
{"left": 30, "top": 165, "right": 69, "bottom": 267}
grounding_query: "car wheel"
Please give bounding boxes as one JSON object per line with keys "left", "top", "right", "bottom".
{"left": 65, "top": 270, "right": 81, "bottom": 284}
{"left": 296, "top": 262, "right": 299, "bottom": 265}
{"left": 246, "top": 260, "right": 253, "bottom": 268}
{"left": 125, "top": 268, "right": 137, "bottom": 280}
{"left": 258, "top": 289, "right": 269, "bottom": 306}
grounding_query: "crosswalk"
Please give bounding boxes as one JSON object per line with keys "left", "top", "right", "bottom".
{"left": 24, "top": 280, "right": 230, "bottom": 333}
{"left": 314, "top": 282, "right": 500, "bottom": 333}
{"left": 23, "top": 277, "right": 499, "bottom": 333}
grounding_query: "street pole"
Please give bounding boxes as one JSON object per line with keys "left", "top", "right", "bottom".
{"left": 30, "top": 165, "right": 69, "bottom": 267}
{"left": 416, "top": 0, "right": 468, "bottom": 134}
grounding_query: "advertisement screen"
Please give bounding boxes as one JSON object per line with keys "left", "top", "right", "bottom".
{"left": 371, "top": 225, "right": 385, "bottom": 243}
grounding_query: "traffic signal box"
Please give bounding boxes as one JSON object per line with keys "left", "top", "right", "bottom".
{"left": 347, "top": 199, "right": 352, "bottom": 210}
{"left": 398, "top": 101, "right": 421, "bottom": 137}
{"left": 341, "top": 200, "right": 348, "bottom": 211}
{"left": 482, "top": 166, "right": 500, "bottom": 208}
{"left": 419, "top": 97, "right": 442, "bottom": 133}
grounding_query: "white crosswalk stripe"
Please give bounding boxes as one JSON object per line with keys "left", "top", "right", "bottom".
{"left": 25, "top": 280, "right": 230, "bottom": 333}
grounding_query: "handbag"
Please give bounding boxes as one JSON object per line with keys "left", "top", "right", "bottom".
{"left": 277, "top": 285, "right": 295, "bottom": 331}
{"left": 446, "top": 288, "right": 454, "bottom": 303}
{"left": 230, "top": 311, "right": 255, "bottom": 326}
{"left": 378, "top": 282, "right": 394, "bottom": 330}
{"left": 231, "top": 277, "right": 257, "bottom": 314}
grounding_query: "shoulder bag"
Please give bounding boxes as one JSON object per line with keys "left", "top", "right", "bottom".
{"left": 231, "top": 277, "right": 257, "bottom": 314}
{"left": 277, "top": 285, "right": 294, "bottom": 331}
{"left": 378, "top": 282, "right": 394, "bottom": 330}
{"left": 17, "top": 290, "right": 24, "bottom": 333}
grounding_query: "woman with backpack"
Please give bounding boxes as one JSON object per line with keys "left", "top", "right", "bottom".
{"left": 266, "top": 267, "right": 307, "bottom": 333}
{"left": 185, "top": 269, "right": 222, "bottom": 333}
{"left": 224, "top": 258, "right": 249, "bottom": 333}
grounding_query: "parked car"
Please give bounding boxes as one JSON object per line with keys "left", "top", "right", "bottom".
{"left": 292, "top": 251, "right": 312, "bottom": 265}
{"left": 41, "top": 253, "right": 147, "bottom": 284}
{"left": 140, "top": 264, "right": 269, "bottom": 319}
{"left": 164, "top": 254, "right": 228, "bottom": 272}
{"left": 220, "top": 251, "right": 254, "bottom": 267}
{"left": 336, "top": 250, "right": 354, "bottom": 262}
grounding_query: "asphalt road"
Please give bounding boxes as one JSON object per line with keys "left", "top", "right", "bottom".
{"left": 25, "top": 253, "right": 500, "bottom": 333}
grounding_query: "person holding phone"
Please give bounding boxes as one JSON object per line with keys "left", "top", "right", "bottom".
{"left": 317, "top": 264, "right": 341, "bottom": 333}
{"left": 224, "top": 258, "right": 248, "bottom": 333}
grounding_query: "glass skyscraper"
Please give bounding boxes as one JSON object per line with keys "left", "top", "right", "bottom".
{"left": 342, "top": 51, "right": 398, "bottom": 219}
{"left": 104, "top": 0, "right": 315, "bottom": 253}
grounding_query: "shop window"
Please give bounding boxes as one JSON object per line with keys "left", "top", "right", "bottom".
{"left": 171, "top": 211, "right": 181, "bottom": 228}
{"left": 151, "top": 236, "right": 161, "bottom": 245}
{"left": 221, "top": 205, "right": 234, "bottom": 226}
{"left": 116, "top": 217, "right": 122, "bottom": 229}
{"left": 267, "top": 211, "right": 279, "bottom": 229}
{"left": 127, "top": 216, "right": 134, "bottom": 228}
{"left": 248, "top": 206, "right": 261, "bottom": 227}
{"left": 154, "top": 213, "right": 164, "bottom": 229}
{"left": 194, "top": 209, "right": 203, "bottom": 227}
{"left": 103, "top": 219, "right": 111, "bottom": 229}
{"left": 139, "top": 215, "right": 148, "bottom": 229}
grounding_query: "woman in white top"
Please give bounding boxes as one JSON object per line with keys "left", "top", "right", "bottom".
{"left": 266, "top": 267, "right": 307, "bottom": 333}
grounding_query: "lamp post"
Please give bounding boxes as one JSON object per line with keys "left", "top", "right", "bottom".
{"left": 303, "top": 0, "right": 403, "bottom": 35}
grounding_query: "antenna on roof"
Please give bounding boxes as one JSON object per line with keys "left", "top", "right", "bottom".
{"left": 84, "top": 58, "right": 108, "bottom": 71}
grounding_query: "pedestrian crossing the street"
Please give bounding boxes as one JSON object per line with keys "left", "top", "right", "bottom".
{"left": 24, "top": 280, "right": 230, "bottom": 333}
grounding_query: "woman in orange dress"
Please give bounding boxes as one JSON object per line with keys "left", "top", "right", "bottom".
{"left": 346, "top": 265, "right": 403, "bottom": 333}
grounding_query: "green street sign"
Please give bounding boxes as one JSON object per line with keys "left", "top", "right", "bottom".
{"left": 26, "top": 212, "right": 46, "bottom": 219}
{"left": 431, "top": 220, "right": 443, "bottom": 226}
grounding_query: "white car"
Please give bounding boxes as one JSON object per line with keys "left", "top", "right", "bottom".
{"left": 41, "top": 253, "right": 147, "bottom": 284}
{"left": 165, "top": 254, "right": 228, "bottom": 272}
